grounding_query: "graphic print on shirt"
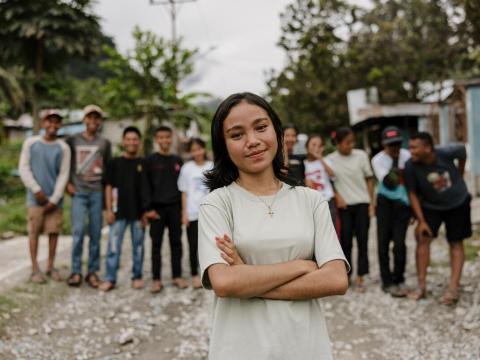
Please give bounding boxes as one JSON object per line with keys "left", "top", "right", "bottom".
{"left": 75, "top": 145, "right": 103, "bottom": 182}
{"left": 427, "top": 171, "right": 451, "bottom": 192}
{"left": 305, "top": 169, "right": 325, "bottom": 190}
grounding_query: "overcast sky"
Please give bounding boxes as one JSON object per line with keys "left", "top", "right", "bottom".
{"left": 95, "top": 0, "right": 370, "bottom": 99}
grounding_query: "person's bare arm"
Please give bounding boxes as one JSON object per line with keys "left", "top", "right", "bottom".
{"left": 207, "top": 259, "right": 316, "bottom": 299}
{"left": 408, "top": 191, "right": 432, "bottom": 237}
{"left": 181, "top": 192, "right": 189, "bottom": 226}
{"left": 215, "top": 235, "right": 347, "bottom": 300}
{"left": 458, "top": 159, "right": 466, "bottom": 177}
{"left": 320, "top": 158, "right": 335, "bottom": 178}
{"left": 260, "top": 260, "right": 348, "bottom": 300}
{"left": 367, "top": 177, "right": 376, "bottom": 216}
{"left": 105, "top": 184, "right": 115, "bottom": 225}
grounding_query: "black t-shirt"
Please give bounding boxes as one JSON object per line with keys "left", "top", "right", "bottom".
{"left": 405, "top": 144, "right": 469, "bottom": 211}
{"left": 105, "top": 156, "right": 150, "bottom": 220}
{"left": 287, "top": 154, "right": 306, "bottom": 186}
{"left": 146, "top": 153, "right": 183, "bottom": 205}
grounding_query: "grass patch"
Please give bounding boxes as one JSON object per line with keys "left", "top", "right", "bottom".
{"left": 464, "top": 239, "right": 480, "bottom": 261}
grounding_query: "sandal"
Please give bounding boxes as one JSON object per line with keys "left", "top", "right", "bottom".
{"left": 407, "top": 287, "right": 427, "bottom": 300}
{"left": 192, "top": 276, "right": 202, "bottom": 289}
{"left": 439, "top": 288, "right": 459, "bottom": 306}
{"left": 172, "top": 277, "right": 189, "bottom": 289}
{"left": 46, "top": 268, "right": 63, "bottom": 282}
{"left": 30, "top": 271, "right": 47, "bottom": 284}
{"left": 99, "top": 281, "right": 115, "bottom": 292}
{"left": 85, "top": 272, "right": 100, "bottom": 288}
{"left": 67, "top": 273, "right": 82, "bottom": 287}
{"left": 150, "top": 280, "right": 163, "bottom": 294}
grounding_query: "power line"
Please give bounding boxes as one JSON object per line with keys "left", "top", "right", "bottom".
{"left": 149, "top": 0, "right": 197, "bottom": 43}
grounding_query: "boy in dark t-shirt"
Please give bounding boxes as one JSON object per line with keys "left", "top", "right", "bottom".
{"left": 99, "top": 127, "right": 150, "bottom": 291}
{"left": 405, "top": 132, "right": 471, "bottom": 305}
{"left": 145, "top": 126, "right": 187, "bottom": 293}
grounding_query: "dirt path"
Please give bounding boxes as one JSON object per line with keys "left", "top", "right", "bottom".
{"left": 0, "top": 216, "right": 479, "bottom": 359}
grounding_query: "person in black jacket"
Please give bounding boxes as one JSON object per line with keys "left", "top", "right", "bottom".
{"left": 145, "top": 126, "right": 187, "bottom": 293}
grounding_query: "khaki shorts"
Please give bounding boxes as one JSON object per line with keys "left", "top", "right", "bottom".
{"left": 27, "top": 207, "right": 63, "bottom": 236}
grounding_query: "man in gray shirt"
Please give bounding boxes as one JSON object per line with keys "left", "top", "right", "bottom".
{"left": 66, "top": 105, "right": 112, "bottom": 288}
{"left": 405, "top": 132, "right": 471, "bottom": 305}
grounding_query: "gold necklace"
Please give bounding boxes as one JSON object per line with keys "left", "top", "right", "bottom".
{"left": 254, "top": 182, "right": 281, "bottom": 218}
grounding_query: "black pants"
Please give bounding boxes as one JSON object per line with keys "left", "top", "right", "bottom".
{"left": 339, "top": 203, "right": 370, "bottom": 276}
{"left": 186, "top": 220, "right": 199, "bottom": 276}
{"left": 150, "top": 203, "right": 183, "bottom": 279}
{"left": 376, "top": 195, "right": 411, "bottom": 287}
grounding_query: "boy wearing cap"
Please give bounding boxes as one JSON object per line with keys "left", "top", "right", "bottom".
{"left": 66, "top": 105, "right": 112, "bottom": 288}
{"left": 19, "top": 110, "right": 71, "bottom": 283}
{"left": 371, "top": 126, "right": 411, "bottom": 297}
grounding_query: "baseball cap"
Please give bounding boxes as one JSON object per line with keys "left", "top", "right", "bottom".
{"left": 41, "top": 109, "right": 63, "bottom": 121}
{"left": 382, "top": 126, "right": 403, "bottom": 145}
{"left": 83, "top": 104, "right": 104, "bottom": 118}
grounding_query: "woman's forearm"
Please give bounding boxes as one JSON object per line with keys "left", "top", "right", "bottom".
{"left": 259, "top": 260, "right": 348, "bottom": 300}
{"left": 208, "top": 260, "right": 315, "bottom": 299}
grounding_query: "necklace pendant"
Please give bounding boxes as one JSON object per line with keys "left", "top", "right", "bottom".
{"left": 268, "top": 207, "right": 274, "bottom": 217}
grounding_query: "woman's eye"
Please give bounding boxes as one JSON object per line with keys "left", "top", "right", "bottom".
{"left": 231, "top": 133, "right": 243, "bottom": 140}
{"left": 256, "top": 125, "right": 268, "bottom": 132}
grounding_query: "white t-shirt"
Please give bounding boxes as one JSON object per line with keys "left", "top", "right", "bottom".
{"left": 371, "top": 148, "right": 410, "bottom": 181}
{"left": 198, "top": 182, "right": 348, "bottom": 360}
{"left": 177, "top": 160, "right": 213, "bottom": 221}
{"left": 304, "top": 159, "right": 335, "bottom": 200}
{"left": 326, "top": 149, "right": 373, "bottom": 205}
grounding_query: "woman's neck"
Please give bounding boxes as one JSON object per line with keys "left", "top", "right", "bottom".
{"left": 306, "top": 154, "right": 316, "bottom": 161}
{"left": 194, "top": 158, "right": 206, "bottom": 166}
{"left": 236, "top": 167, "right": 280, "bottom": 196}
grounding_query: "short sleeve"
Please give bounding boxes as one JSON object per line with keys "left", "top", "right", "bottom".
{"left": 198, "top": 201, "right": 231, "bottom": 289}
{"left": 361, "top": 151, "right": 373, "bottom": 178}
{"left": 313, "top": 198, "right": 350, "bottom": 272}
{"left": 440, "top": 144, "right": 466, "bottom": 161}
{"left": 404, "top": 161, "right": 417, "bottom": 193}
{"left": 177, "top": 165, "right": 188, "bottom": 193}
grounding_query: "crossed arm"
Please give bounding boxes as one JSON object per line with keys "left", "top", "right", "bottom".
{"left": 207, "top": 235, "right": 348, "bottom": 300}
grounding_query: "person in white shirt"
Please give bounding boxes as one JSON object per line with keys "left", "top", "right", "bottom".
{"left": 198, "top": 92, "right": 349, "bottom": 360}
{"left": 371, "top": 126, "right": 411, "bottom": 297}
{"left": 177, "top": 138, "right": 213, "bottom": 288}
{"left": 326, "top": 127, "right": 375, "bottom": 293}
{"left": 304, "top": 134, "right": 336, "bottom": 224}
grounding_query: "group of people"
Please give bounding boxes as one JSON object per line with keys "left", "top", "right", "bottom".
{"left": 17, "top": 93, "right": 472, "bottom": 358}
{"left": 283, "top": 123, "right": 471, "bottom": 305}
{"left": 19, "top": 105, "right": 212, "bottom": 293}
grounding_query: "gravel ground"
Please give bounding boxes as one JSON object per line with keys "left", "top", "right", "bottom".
{"left": 0, "top": 220, "right": 479, "bottom": 360}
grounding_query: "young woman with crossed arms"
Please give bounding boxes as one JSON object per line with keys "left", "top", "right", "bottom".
{"left": 198, "top": 92, "right": 349, "bottom": 360}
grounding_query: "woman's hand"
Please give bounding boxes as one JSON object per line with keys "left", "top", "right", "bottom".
{"left": 216, "top": 234, "right": 244, "bottom": 266}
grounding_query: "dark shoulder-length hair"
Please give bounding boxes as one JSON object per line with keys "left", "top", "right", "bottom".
{"left": 204, "top": 92, "right": 292, "bottom": 191}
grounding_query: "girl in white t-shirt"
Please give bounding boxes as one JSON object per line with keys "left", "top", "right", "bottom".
{"left": 304, "top": 134, "right": 336, "bottom": 224}
{"left": 177, "top": 138, "right": 213, "bottom": 288}
{"left": 198, "top": 92, "right": 349, "bottom": 360}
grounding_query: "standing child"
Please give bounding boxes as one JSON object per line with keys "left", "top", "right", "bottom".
{"left": 177, "top": 138, "right": 213, "bottom": 288}
{"left": 304, "top": 134, "right": 336, "bottom": 224}
{"left": 66, "top": 105, "right": 112, "bottom": 288}
{"left": 283, "top": 123, "right": 305, "bottom": 185}
{"left": 99, "top": 127, "right": 150, "bottom": 292}
{"left": 19, "top": 109, "right": 71, "bottom": 283}
{"left": 145, "top": 126, "right": 187, "bottom": 293}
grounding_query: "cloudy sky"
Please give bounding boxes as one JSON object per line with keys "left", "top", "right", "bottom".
{"left": 95, "top": 0, "right": 370, "bottom": 99}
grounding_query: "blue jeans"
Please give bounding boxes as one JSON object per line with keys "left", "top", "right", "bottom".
{"left": 70, "top": 191, "right": 103, "bottom": 275}
{"left": 104, "top": 219, "right": 145, "bottom": 283}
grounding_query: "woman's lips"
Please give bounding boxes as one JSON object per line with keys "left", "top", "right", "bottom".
{"left": 246, "top": 149, "right": 266, "bottom": 159}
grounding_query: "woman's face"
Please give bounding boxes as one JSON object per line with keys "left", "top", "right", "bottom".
{"left": 223, "top": 101, "right": 278, "bottom": 176}
{"left": 283, "top": 128, "right": 297, "bottom": 153}
{"left": 191, "top": 142, "right": 206, "bottom": 163}
{"left": 337, "top": 132, "right": 355, "bottom": 155}
{"left": 307, "top": 137, "right": 323, "bottom": 158}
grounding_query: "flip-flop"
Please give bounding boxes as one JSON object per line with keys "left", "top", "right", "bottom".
{"left": 30, "top": 271, "right": 47, "bottom": 284}
{"left": 46, "top": 268, "right": 63, "bottom": 282}
{"left": 439, "top": 288, "right": 459, "bottom": 306}
{"left": 407, "top": 287, "right": 427, "bottom": 300}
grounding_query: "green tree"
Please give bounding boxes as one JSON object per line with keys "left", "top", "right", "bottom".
{"left": 100, "top": 27, "right": 209, "bottom": 153}
{"left": 0, "top": 0, "right": 103, "bottom": 133}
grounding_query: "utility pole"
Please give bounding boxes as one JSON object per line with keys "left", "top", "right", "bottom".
{"left": 149, "top": 0, "right": 196, "bottom": 43}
